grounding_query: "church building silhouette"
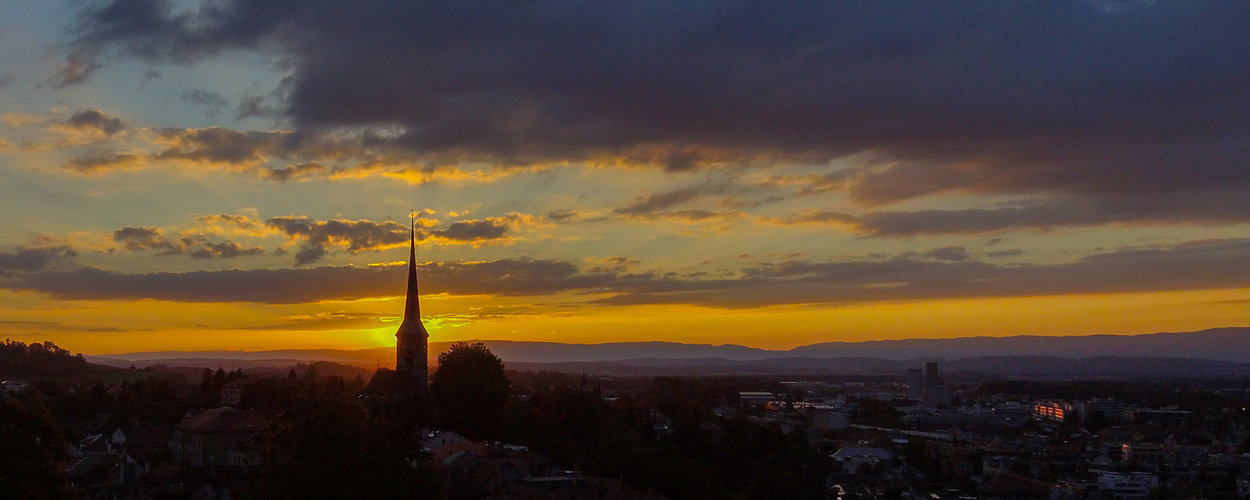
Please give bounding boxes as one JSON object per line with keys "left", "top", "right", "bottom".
{"left": 359, "top": 217, "right": 430, "bottom": 419}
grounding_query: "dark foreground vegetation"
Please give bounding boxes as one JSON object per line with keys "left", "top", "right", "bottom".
{"left": 4, "top": 339, "right": 1250, "bottom": 499}
{"left": 1, "top": 340, "right": 828, "bottom": 499}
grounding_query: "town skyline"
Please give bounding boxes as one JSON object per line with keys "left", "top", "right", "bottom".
{"left": 2, "top": 2, "right": 1249, "bottom": 355}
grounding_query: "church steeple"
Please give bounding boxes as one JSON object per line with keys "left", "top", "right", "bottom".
{"left": 394, "top": 213, "right": 429, "bottom": 393}
{"left": 404, "top": 217, "right": 420, "bottom": 320}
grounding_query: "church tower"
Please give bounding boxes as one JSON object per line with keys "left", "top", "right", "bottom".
{"left": 394, "top": 217, "right": 429, "bottom": 394}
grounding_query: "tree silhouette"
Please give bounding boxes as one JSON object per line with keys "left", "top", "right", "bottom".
{"left": 1084, "top": 409, "right": 1109, "bottom": 434}
{"left": 430, "top": 342, "right": 510, "bottom": 440}
{"left": 0, "top": 339, "right": 90, "bottom": 377}
{"left": 0, "top": 399, "right": 75, "bottom": 500}
{"left": 256, "top": 395, "right": 440, "bottom": 499}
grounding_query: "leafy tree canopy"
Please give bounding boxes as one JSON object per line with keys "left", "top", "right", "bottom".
{"left": 430, "top": 342, "right": 510, "bottom": 440}
{"left": 0, "top": 399, "right": 75, "bottom": 500}
{"left": 0, "top": 339, "right": 90, "bottom": 377}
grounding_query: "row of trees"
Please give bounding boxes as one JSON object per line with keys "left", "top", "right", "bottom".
{"left": 0, "top": 339, "right": 91, "bottom": 377}
{"left": 256, "top": 342, "right": 830, "bottom": 499}
{"left": 5, "top": 340, "right": 832, "bottom": 499}
{"left": 253, "top": 393, "right": 442, "bottom": 499}
{"left": 417, "top": 342, "right": 831, "bottom": 499}
{"left": 0, "top": 398, "right": 76, "bottom": 500}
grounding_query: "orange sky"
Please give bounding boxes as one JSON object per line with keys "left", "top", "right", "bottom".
{"left": 5, "top": 285, "right": 1246, "bottom": 355}
{"left": 2, "top": 2, "right": 1249, "bottom": 355}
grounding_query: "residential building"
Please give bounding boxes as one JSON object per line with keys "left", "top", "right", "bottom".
{"left": 1094, "top": 471, "right": 1158, "bottom": 500}
{"left": 172, "top": 407, "right": 268, "bottom": 467}
{"left": 1034, "top": 401, "right": 1071, "bottom": 421}
{"left": 219, "top": 377, "right": 256, "bottom": 407}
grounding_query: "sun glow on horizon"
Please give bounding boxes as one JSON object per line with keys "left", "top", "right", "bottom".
{"left": 4, "top": 2, "right": 1250, "bottom": 360}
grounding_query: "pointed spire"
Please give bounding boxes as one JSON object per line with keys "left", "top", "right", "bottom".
{"left": 404, "top": 213, "right": 420, "bottom": 320}
{"left": 394, "top": 211, "right": 429, "bottom": 392}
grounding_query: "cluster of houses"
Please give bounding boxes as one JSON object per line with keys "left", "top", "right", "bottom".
{"left": 49, "top": 378, "right": 662, "bottom": 499}
{"left": 8, "top": 362, "right": 1250, "bottom": 499}
{"left": 66, "top": 405, "right": 267, "bottom": 498}
{"left": 736, "top": 377, "right": 1250, "bottom": 499}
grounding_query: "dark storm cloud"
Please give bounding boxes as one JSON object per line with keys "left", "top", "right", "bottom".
{"left": 65, "top": 153, "right": 142, "bottom": 173}
{"left": 597, "top": 238, "right": 1250, "bottom": 308}
{"left": 113, "top": 226, "right": 180, "bottom": 254}
{"left": 148, "top": 127, "right": 393, "bottom": 179}
{"left": 291, "top": 245, "right": 326, "bottom": 267}
{"left": 922, "top": 246, "right": 970, "bottom": 262}
{"left": 0, "top": 320, "right": 125, "bottom": 333}
{"left": 627, "top": 210, "right": 745, "bottom": 223}
{"left": 112, "top": 226, "right": 263, "bottom": 259}
{"left": 8, "top": 239, "right": 1250, "bottom": 307}
{"left": 0, "top": 246, "right": 77, "bottom": 272}
{"left": 267, "top": 215, "right": 520, "bottom": 266}
{"left": 266, "top": 217, "right": 409, "bottom": 254}
{"left": 260, "top": 162, "right": 328, "bottom": 181}
{"left": 614, "top": 185, "right": 727, "bottom": 216}
{"left": 227, "top": 312, "right": 389, "bottom": 331}
{"left": 423, "top": 259, "right": 615, "bottom": 296}
{"left": 235, "top": 95, "right": 282, "bottom": 121}
{"left": 155, "top": 127, "right": 284, "bottom": 164}
{"left": 63, "top": 110, "right": 125, "bottom": 135}
{"left": 986, "top": 248, "right": 1026, "bottom": 259}
{"left": 433, "top": 219, "right": 511, "bottom": 242}
{"left": 762, "top": 210, "right": 858, "bottom": 227}
{"left": 587, "top": 257, "right": 639, "bottom": 274}
{"left": 855, "top": 191, "right": 1250, "bottom": 235}
{"left": 545, "top": 210, "right": 578, "bottom": 222}
{"left": 196, "top": 213, "right": 265, "bottom": 230}
{"left": 8, "top": 266, "right": 394, "bottom": 303}
{"left": 1, "top": 259, "right": 612, "bottom": 303}
{"left": 68, "top": 1, "right": 1250, "bottom": 200}
{"left": 49, "top": 54, "right": 101, "bottom": 87}
{"left": 181, "top": 89, "right": 228, "bottom": 116}
{"left": 188, "top": 241, "right": 264, "bottom": 259}
{"left": 768, "top": 191, "right": 1250, "bottom": 236}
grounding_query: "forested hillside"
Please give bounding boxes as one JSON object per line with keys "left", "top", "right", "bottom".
{"left": 0, "top": 340, "right": 92, "bottom": 377}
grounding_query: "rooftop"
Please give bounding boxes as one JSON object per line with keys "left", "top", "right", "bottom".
{"left": 177, "top": 407, "right": 268, "bottom": 434}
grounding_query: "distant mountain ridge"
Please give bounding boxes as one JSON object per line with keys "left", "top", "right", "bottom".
{"left": 89, "top": 327, "right": 1250, "bottom": 370}
{"left": 504, "top": 355, "right": 1250, "bottom": 380}
{"left": 789, "top": 327, "right": 1250, "bottom": 361}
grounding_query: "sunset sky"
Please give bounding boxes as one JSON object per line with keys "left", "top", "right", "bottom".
{"left": 2, "top": 1, "right": 1248, "bottom": 355}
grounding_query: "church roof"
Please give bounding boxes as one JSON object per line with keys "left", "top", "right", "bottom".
{"left": 360, "top": 368, "right": 418, "bottom": 395}
{"left": 177, "top": 407, "right": 267, "bottom": 434}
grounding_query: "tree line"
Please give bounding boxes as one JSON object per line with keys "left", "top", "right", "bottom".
{"left": 0, "top": 339, "right": 92, "bottom": 378}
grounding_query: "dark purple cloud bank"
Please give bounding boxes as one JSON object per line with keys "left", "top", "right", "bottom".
{"left": 112, "top": 226, "right": 264, "bottom": 258}
{"left": 64, "top": 109, "right": 125, "bottom": 135}
{"left": 265, "top": 216, "right": 517, "bottom": 266}
{"left": 6, "top": 239, "right": 1250, "bottom": 307}
{"left": 0, "top": 246, "right": 78, "bottom": 272}
{"left": 68, "top": 1, "right": 1250, "bottom": 202}
{"left": 770, "top": 190, "right": 1250, "bottom": 235}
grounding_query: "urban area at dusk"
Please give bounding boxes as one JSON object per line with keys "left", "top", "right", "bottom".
{"left": 2, "top": 1, "right": 1249, "bottom": 499}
